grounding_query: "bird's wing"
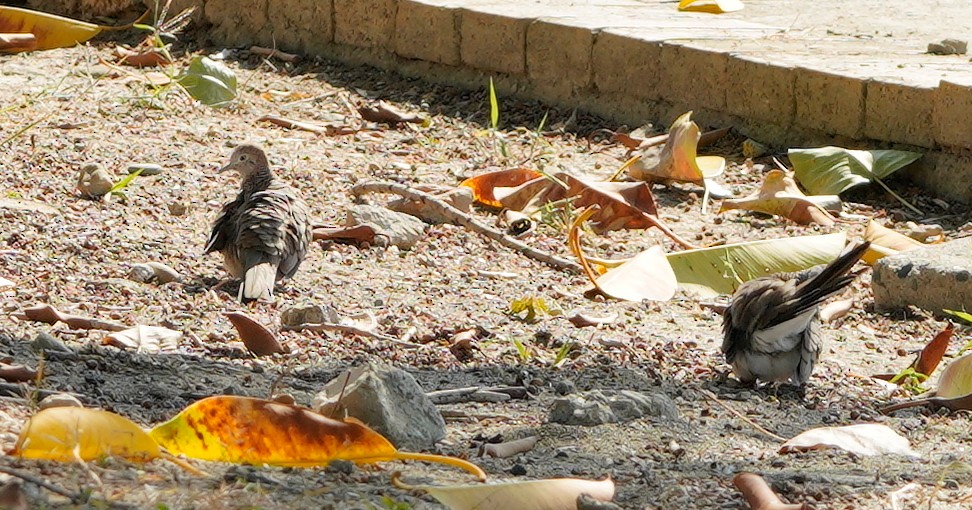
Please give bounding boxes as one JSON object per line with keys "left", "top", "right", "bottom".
{"left": 204, "top": 195, "right": 243, "bottom": 254}
{"left": 794, "top": 316, "right": 823, "bottom": 384}
{"left": 723, "top": 277, "right": 794, "bottom": 357}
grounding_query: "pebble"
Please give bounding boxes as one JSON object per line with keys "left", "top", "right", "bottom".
{"left": 127, "top": 163, "right": 164, "bottom": 176}
{"left": 38, "top": 393, "right": 83, "bottom": 410}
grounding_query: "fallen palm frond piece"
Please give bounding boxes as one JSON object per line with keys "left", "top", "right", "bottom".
{"left": 351, "top": 181, "right": 583, "bottom": 273}
{"left": 733, "top": 472, "right": 812, "bottom": 510}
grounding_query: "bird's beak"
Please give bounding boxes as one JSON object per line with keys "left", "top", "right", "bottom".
{"left": 219, "top": 163, "right": 234, "bottom": 173}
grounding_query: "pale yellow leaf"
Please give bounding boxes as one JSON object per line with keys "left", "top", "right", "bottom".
{"left": 936, "top": 352, "right": 972, "bottom": 399}
{"left": 399, "top": 476, "right": 615, "bottom": 510}
{"left": 780, "top": 424, "right": 918, "bottom": 457}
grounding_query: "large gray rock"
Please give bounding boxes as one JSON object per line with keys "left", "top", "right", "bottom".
{"left": 313, "top": 363, "right": 445, "bottom": 450}
{"left": 873, "top": 237, "right": 972, "bottom": 313}
{"left": 348, "top": 204, "right": 427, "bottom": 250}
{"left": 548, "top": 390, "right": 679, "bottom": 426}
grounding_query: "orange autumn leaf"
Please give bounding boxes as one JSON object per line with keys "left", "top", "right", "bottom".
{"left": 148, "top": 396, "right": 486, "bottom": 479}
{"left": 719, "top": 169, "right": 838, "bottom": 225}
{"left": 8, "top": 407, "right": 160, "bottom": 462}
{"left": 915, "top": 323, "right": 953, "bottom": 378}
{"left": 460, "top": 168, "right": 543, "bottom": 208}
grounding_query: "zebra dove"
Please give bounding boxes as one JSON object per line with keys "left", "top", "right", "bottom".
{"left": 204, "top": 144, "right": 312, "bottom": 301}
{"left": 721, "top": 241, "right": 870, "bottom": 386}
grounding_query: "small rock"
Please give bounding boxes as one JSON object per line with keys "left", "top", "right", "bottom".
{"left": 510, "top": 463, "right": 528, "bottom": 476}
{"left": 325, "top": 459, "right": 356, "bottom": 475}
{"left": 30, "top": 331, "right": 72, "bottom": 354}
{"left": 388, "top": 186, "right": 474, "bottom": 224}
{"left": 167, "top": 202, "right": 189, "bottom": 216}
{"left": 127, "top": 163, "right": 163, "bottom": 176}
{"left": 76, "top": 163, "right": 114, "bottom": 199}
{"left": 128, "top": 262, "right": 181, "bottom": 284}
{"left": 280, "top": 302, "right": 335, "bottom": 327}
{"left": 553, "top": 380, "right": 576, "bottom": 395}
{"left": 313, "top": 363, "right": 446, "bottom": 450}
{"left": 928, "top": 38, "right": 967, "bottom": 55}
{"left": 347, "top": 204, "right": 427, "bottom": 250}
{"left": 548, "top": 389, "right": 679, "bottom": 426}
{"left": 38, "top": 393, "right": 83, "bottom": 410}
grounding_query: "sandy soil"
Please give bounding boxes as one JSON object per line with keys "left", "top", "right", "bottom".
{"left": 1, "top": 39, "right": 972, "bottom": 509}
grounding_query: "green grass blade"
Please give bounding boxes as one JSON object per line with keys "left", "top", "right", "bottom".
{"left": 488, "top": 77, "right": 499, "bottom": 129}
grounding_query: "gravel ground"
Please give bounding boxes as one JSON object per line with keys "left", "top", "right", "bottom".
{"left": 1, "top": 40, "right": 972, "bottom": 509}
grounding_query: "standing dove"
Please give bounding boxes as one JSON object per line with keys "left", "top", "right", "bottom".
{"left": 721, "top": 241, "right": 870, "bottom": 386}
{"left": 205, "top": 144, "right": 312, "bottom": 301}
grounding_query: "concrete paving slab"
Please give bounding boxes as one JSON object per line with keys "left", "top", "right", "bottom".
{"left": 872, "top": 237, "right": 972, "bottom": 313}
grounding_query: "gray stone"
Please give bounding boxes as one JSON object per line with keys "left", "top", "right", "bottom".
{"left": 347, "top": 204, "right": 427, "bottom": 250}
{"left": 872, "top": 237, "right": 972, "bottom": 313}
{"left": 548, "top": 389, "right": 679, "bottom": 426}
{"left": 279, "top": 302, "right": 336, "bottom": 327}
{"left": 313, "top": 363, "right": 446, "bottom": 450}
{"left": 31, "top": 331, "right": 72, "bottom": 354}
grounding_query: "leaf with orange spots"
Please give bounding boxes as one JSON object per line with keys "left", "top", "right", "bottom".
{"left": 148, "top": 396, "right": 486, "bottom": 479}
{"left": 8, "top": 407, "right": 160, "bottom": 462}
{"left": 459, "top": 168, "right": 543, "bottom": 208}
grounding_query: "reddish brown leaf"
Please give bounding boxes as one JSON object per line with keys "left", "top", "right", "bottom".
{"left": 114, "top": 46, "right": 171, "bottom": 67}
{"left": 459, "top": 168, "right": 544, "bottom": 208}
{"left": 358, "top": 101, "right": 424, "bottom": 124}
{"left": 915, "top": 323, "right": 953, "bottom": 377}
{"left": 312, "top": 224, "right": 377, "bottom": 245}
{"left": 0, "top": 362, "right": 37, "bottom": 382}
{"left": 224, "top": 312, "right": 287, "bottom": 356}
{"left": 19, "top": 304, "right": 127, "bottom": 331}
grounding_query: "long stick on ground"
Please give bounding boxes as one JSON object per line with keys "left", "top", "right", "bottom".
{"left": 351, "top": 181, "right": 584, "bottom": 273}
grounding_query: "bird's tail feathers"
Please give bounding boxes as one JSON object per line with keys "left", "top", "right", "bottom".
{"left": 240, "top": 263, "right": 276, "bottom": 301}
{"left": 793, "top": 240, "right": 870, "bottom": 309}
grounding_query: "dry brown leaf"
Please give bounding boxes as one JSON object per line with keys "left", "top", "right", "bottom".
{"left": 0, "top": 362, "right": 37, "bottom": 382}
{"left": 394, "top": 474, "right": 615, "bottom": 510}
{"left": 312, "top": 224, "right": 377, "bottom": 245}
{"left": 19, "top": 303, "right": 127, "bottom": 331}
{"left": 915, "top": 324, "right": 953, "bottom": 378}
{"left": 627, "top": 111, "right": 724, "bottom": 185}
{"left": 460, "top": 168, "right": 544, "bottom": 208}
{"left": 733, "top": 472, "right": 810, "bottom": 510}
{"left": 258, "top": 114, "right": 329, "bottom": 134}
{"left": 780, "top": 424, "right": 918, "bottom": 457}
{"left": 819, "top": 299, "right": 854, "bottom": 323}
{"left": 103, "top": 325, "right": 182, "bottom": 353}
{"left": 224, "top": 312, "right": 286, "bottom": 356}
{"left": 862, "top": 220, "right": 926, "bottom": 264}
{"left": 719, "top": 169, "right": 839, "bottom": 225}
{"left": 358, "top": 100, "right": 424, "bottom": 124}
{"left": 113, "top": 46, "right": 171, "bottom": 67}
{"left": 483, "top": 436, "right": 538, "bottom": 458}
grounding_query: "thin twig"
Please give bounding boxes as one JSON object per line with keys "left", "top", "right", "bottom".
{"left": 351, "top": 181, "right": 583, "bottom": 273}
{"left": 701, "top": 389, "right": 786, "bottom": 442}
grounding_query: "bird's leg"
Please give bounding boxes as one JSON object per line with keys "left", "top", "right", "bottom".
{"left": 211, "top": 278, "right": 236, "bottom": 293}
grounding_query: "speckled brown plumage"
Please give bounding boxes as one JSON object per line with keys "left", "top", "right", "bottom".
{"left": 205, "top": 144, "right": 312, "bottom": 301}
{"left": 721, "top": 241, "right": 870, "bottom": 386}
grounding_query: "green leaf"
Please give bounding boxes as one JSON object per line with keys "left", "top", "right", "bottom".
{"left": 666, "top": 232, "right": 847, "bottom": 297}
{"left": 789, "top": 146, "right": 921, "bottom": 195}
{"left": 178, "top": 56, "right": 237, "bottom": 107}
{"left": 945, "top": 309, "right": 972, "bottom": 325}
{"left": 488, "top": 77, "right": 499, "bottom": 129}
{"left": 109, "top": 168, "right": 142, "bottom": 194}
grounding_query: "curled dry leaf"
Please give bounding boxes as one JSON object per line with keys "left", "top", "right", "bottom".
{"left": 819, "top": 299, "right": 854, "bottom": 323}
{"left": 483, "top": 436, "right": 538, "bottom": 458}
{"left": 393, "top": 473, "right": 614, "bottom": 510}
{"left": 19, "top": 303, "right": 127, "bottom": 331}
{"left": 113, "top": 46, "right": 171, "bottom": 67}
{"left": 103, "top": 325, "right": 182, "bottom": 353}
{"left": 628, "top": 112, "right": 724, "bottom": 185}
{"left": 719, "top": 169, "right": 839, "bottom": 225}
{"left": 499, "top": 209, "right": 536, "bottom": 237}
{"left": 358, "top": 100, "right": 425, "bottom": 124}
{"left": 914, "top": 324, "right": 954, "bottom": 379}
{"left": 862, "top": 220, "right": 926, "bottom": 264}
{"left": 780, "top": 423, "right": 919, "bottom": 458}
{"left": 733, "top": 472, "right": 810, "bottom": 510}
{"left": 224, "top": 312, "right": 286, "bottom": 356}
{"left": 460, "top": 168, "right": 543, "bottom": 208}
{"left": 313, "top": 224, "right": 377, "bottom": 245}
{"left": 449, "top": 329, "right": 481, "bottom": 362}
{"left": 0, "top": 362, "right": 37, "bottom": 382}
{"left": 149, "top": 395, "right": 486, "bottom": 479}
{"left": 129, "top": 261, "right": 181, "bottom": 284}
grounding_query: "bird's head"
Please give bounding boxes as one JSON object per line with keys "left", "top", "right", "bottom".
{"left": 220, "top": 144, "right": 270, "bottom": 179}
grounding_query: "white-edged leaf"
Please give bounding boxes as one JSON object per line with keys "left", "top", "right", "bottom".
{"left": 666, "top": 232, "right": 846, "bottom": 297}
{"left": 594, "top": 246, "right": 677, "bottom": 302}
{"left": 789, "top": 146, "right": 921, "bottom": 195}
{"left": 780, "top": 423, "right": 919, "bottom": 458}
{"left": 411, "top": 477, "right": 615, "bottom": 510}
{"left": 103, "top": 325, "right": 182, "bottom": 353}
{"left": 178, "top": 56, "right": 237, "bottom": 106}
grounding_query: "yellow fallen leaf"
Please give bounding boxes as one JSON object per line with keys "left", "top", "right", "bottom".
{"left": 0, "top": 6, "right": 102, "bottom": 51}
{"left": 936, "top": 352, "right": 972, "bottom": 399}
{"left": 862, "top": 220, "right": 926, "bottom": 264}
{"left": 678, "top": 0, "right": 745, "bottom": 14}
{"left": 719, "top": 169, "right": 839, "bottom": 225}
{"left": 149, "top": 395, "right": 486, "bottom": 479}
{"left": 8, "top": 407, "right": 160, "bottom": 462}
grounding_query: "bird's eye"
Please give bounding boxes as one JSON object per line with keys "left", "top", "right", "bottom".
{"left": 239, "top": 154, "right": 248, "bottom": 161}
